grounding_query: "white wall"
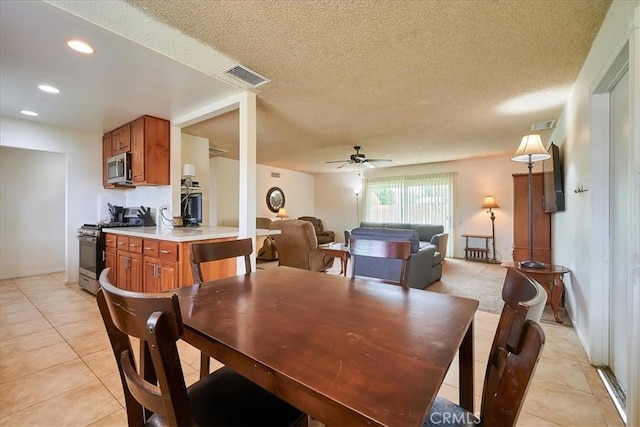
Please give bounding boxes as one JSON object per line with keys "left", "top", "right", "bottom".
{"left": 0, "top": 146, "right": 66, "bottom": 279}
{"left": 549, "top": 1, "right": 637, "bottom": 351}
{"left": 210, "top": 157, "right": 315, "bottom": 226}
{"left": 182, "top": 133, "right": 210, "bottom": 224}
{"left": 0, "top": 116, "right": 103, "bottom": 283}
{"left": 315, "top": 156, "right": 527, "bottom": 259}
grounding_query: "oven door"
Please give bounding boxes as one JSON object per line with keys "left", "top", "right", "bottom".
{"left": 78, "top": 235, "right": 101, "bottom": 279}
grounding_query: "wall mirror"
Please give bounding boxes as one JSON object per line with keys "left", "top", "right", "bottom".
{"left": 266, "top": 187, "right": 285, "bottom": 213}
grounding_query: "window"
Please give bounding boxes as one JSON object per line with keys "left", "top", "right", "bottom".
{"left": 364, "top": 173, "right": 455, "bottom": 253}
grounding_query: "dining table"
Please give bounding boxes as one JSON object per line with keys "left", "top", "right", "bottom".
{"left": 176, "top": 266, "right": 478, "bottom": 427}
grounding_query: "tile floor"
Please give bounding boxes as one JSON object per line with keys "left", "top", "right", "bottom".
{"left": 0, "top": 272, "right": 624, "bottom": 426}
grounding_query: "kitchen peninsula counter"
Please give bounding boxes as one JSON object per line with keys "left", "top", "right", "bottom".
{"left": 102, "top": 226, "right": 279, "bottom": 242}
{"left": 102, "top": 226, "right": 279, "bottom": 293}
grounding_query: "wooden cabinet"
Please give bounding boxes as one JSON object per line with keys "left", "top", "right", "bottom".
{"left": 111, "top": 124, "right": 131, "bottom": 154}
{"left": 102, "top": 115, "right": 169, "bottom": 188}
{"left": 143, "top": 240, "right": 179, "bottom": 292}
{"left": 115, "top": 235, "right": 143, "bottom": 291}
{"left": 102, "top": 133, "right": 113, "bottom": 187}
{"left": 131, "top": 115, "right": 170, "bottom": 185}
{"left": 104, "top": 233, "right": 117, "bottom": 283}
{"left": 512, "top": 173, "right": 551, "bottom": 263}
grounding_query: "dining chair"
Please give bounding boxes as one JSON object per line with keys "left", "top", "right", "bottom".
{"left": 424, "top": 267, "right": 548, "bottom": 427}
{"left": 97, "top": 268, "right": 306, "bottom": 427}
{"left": 425, "top": 319, "right": 545, "bottom": 427}
{"left": 190, "top": 238, "right": 252, "bottom": 378}
{"left": 348, "top": 237, "right": 412, "bottom": 288}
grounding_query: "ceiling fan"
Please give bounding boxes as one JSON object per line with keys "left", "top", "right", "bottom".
{"left": 325, "top": 146, "right": 392, "bottom": 169}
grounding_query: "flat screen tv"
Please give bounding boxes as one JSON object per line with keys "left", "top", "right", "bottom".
{"left": 542, "top": 142, "right": 565, "bottom": 213}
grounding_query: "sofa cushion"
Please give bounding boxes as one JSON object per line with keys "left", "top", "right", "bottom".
{"left": 411, "top": 224, "right": 445, "bottom": 243}
{"left": 350, "top": 227, "right": 420, "bottom": 253}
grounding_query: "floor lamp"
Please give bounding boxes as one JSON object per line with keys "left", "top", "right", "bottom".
{"left": 354, "top": 188, "right": 360, "bottom": 225}
{"left": 481, "top": 196, "right": 499, "bottom": 263}
{"left": 511, "top": 134, "right": 550, "bottom": 269}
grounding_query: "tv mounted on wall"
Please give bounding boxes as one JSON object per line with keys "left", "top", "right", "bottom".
{"left": 542, "top": 142, "right": 565, "bottom": 213}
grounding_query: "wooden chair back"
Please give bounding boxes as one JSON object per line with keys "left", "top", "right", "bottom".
{"left": 481, "top": 320, "right": 546, "bottom": 426}
{"left": 190, "top": 238, "right": 252, "bottom": 284}
{"left": 97, "top": 268, "right": 190, "bottom": 426}
{"left": 349, "top": 238, "right": 412, "bottom": 288}
{"left": 481, "top": 267, "right": 547, "bottom": 420}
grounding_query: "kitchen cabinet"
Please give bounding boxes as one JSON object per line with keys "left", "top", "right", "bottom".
{"left": 512, "top": 173, "right": 551, "bottom": 263}
{"left": 143, "top": 240, "right": 179, "bottom": 292}
{"left": 104, "top": 233, "right": 117, "bottom": 283}
{"left": 131, "top": 115, "right": 170, "bottom": 185}
{"left": 102, "top": 115, "right": 170, "bottom": 188}
{"left": 115, "top": 235, "right": 143, "bottom": 291}
{"left": 111, "top": 124, "right": 131, "bottom": 154}
{"left": 102, "top": 133, "right": 113, "bottom": 187}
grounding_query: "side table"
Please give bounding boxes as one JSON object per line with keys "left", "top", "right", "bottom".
{"left": 501, "top": 261, "right": 570, "bottom": 323}
{"left": 321, "top": 243, "right": 350, "bottom": 277}
{"left": 462, "top": 234, "right": 492, "bottom": 262}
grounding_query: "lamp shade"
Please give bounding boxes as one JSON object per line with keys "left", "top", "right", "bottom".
{"left": 481, "top": 196, "right": 499, "bottom": 209}
{"left": 182, "top": 164, "right": 196, "bottom": 177}
{"left": 511, "top": 134, "right": 550, "bottom": 163}
{"left": 276, "top": 208, "right": 289, "bottom": 219}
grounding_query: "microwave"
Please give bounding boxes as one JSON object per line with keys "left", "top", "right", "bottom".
{"left": 107, "top": 152, "right": 132, "bottom": 184}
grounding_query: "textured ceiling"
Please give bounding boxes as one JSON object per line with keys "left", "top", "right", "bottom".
{"left": 126, "top": 0, "right": 611, "bottom": 174}
{"left": 1, "top": 1, "right": 611, "bottom": 175}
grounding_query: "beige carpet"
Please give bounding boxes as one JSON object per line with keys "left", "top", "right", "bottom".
{"left": 429, "top": 258, "right": 572, "bottom": 327}
{"left": 257, "top": 257, "right": 572, "bottom": 326}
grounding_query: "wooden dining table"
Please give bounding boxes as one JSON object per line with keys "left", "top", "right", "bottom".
{"left": 176, "top": 266, "right": 478, "bottom": 427}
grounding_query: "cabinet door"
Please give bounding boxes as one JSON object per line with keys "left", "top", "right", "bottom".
{"left": 105, "top": 247, "right": 117, "bottom": 283}
{"left": 143, "top": 257, "right": 159, "bottom": 293}
{"left": 512, "top": 173, "right": 551, "bottom": 263}
{"left": 102, "top": 133, "right": 112, "bottom": 187}
{"left": 157, "top": 260, "right": 179, "bottom": 292}
{"left": 112, "top": 124, "right": 131, "bottom": 154}
{"left": 131, "top": 117, "right": 145, "bottom": 183}
{"left": 129, "top": 253, "right": 143, "bottom": 292}
{"left": 116, "top": 250, "right": 129, "bottom": 289}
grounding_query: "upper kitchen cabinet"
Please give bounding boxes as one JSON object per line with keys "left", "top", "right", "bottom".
{"left": 102, "top": 115, "right": 170, "bottom": 188}
{"left": 131, "top": 115, "right": 170, "bottom": 185}
{"left": 111, "top": 124, "right": 131, "bottom": 154}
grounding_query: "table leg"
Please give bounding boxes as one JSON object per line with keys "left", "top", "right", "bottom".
{"left": 550, "top": 274, "right": 564, "bottom": 323}
{"left": 459, "top": 320, "right": 474, "bottom": 413}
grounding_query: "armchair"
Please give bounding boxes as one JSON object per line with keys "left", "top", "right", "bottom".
{"left": 298, "top": 216, "right": 335, "bottom": 244}
{"left": 269, "top": 220, "right": 334, "bottom": 272}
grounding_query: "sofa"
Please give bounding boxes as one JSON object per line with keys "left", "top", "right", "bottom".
{"left": 348, "top": 222, "right": 448, "bottom": 288}
{"left": 269, "top": 219, "right": 334, "bottom": 272}
{"left": 298, "top": 216, "right": 335, "bottom": 244}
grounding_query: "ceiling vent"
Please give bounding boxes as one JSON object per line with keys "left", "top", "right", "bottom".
{"left": 220, "top": 64, "right": 270, "bottom": 89}
{"left": 209, "top": 146, "right": 228, "bottom": 157}
{"left": 531, "top": 120, "right": 556, "bottom": 131}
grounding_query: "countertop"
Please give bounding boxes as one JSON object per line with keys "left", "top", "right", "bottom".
{"left": 102, "top": 226, "right": 279, "bottom": 243}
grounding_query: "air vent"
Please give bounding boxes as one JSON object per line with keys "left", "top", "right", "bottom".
{"left": 209, "top": 146, "right": 228, "bottom": 157}
{"left": 531, "top": 120, "right": 556, "bottom": 131}
{"left": 223, "top": 65, "right": 270, "bottom": 88}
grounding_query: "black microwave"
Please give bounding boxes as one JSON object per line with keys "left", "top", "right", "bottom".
{"left": 107, "top": 152, "right": 132, "bottom": 184}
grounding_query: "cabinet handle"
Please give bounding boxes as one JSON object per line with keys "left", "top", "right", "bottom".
{"left": 130, "top": 244, "right": 139, "bottom": 247}
{"left": 160, "top": 250, "right": 171, "bottom": 254}
{"left": 144, "top": 246, "right": 155, "bottom": 251}
{"left": 124, "top": 257, "right": 130, "bottom": 269}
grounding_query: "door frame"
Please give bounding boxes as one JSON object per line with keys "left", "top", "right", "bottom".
{"left": 589, "top": 13, "right": 639, "bottom": 426}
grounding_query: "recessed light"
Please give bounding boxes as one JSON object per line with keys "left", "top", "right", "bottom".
{"left": 38, "top": 84, "right": 60, "bottom": 94}
{"left": 67, "top": 39, "right": 94, "bottom": 54}
{"left": 20, "top": 110, "right": 38, "bottom": 116}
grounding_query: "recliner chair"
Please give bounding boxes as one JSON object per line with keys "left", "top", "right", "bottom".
{"left": 270, "top": 219, "right": 334, "bottom": 272}
{"left": 298, "top": 216, "right": 335, "bottom": 244}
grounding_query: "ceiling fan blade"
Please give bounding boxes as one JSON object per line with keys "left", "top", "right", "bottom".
{"left": 336, "top": 162, "right": 350, "bottom": 169}
{"left": 366, "top": 159, "right": 392, "bottom": 163}
{"left": 363, "top": 161, "right": 376, "bottom": 169}
{"left": 325, "top": 160, "right": 350, "bottom": 164}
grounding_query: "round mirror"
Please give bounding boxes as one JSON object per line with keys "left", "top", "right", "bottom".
{"left": 266, "top": 187, "right": 285, "bottom": 213}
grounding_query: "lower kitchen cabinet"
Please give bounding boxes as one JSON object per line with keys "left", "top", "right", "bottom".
{"left": 105, "top": 231, "right": 237, "bottom": 292}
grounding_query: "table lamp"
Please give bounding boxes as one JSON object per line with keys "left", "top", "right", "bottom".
{"left": 276, "top": 208, "right": 289, "bottom": 220}
{"left": 511, "top": 134, "right": 550, "bottom": 269}
{"left": 481, "top": 196, "right": 499, "bottom": 263}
